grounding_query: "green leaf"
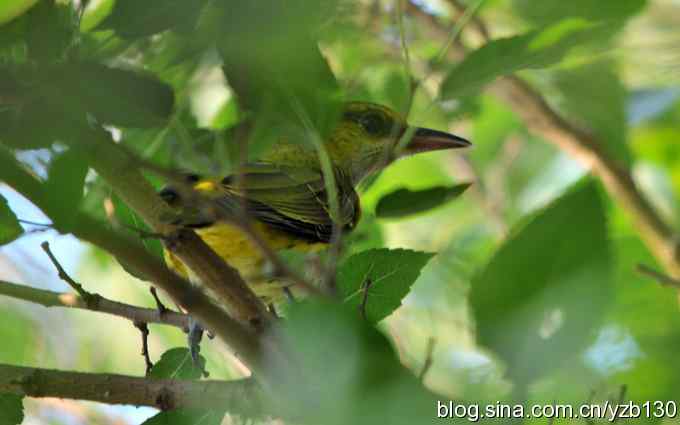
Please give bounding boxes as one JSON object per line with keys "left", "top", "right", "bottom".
{"left": 44, "top": 148, "right": 89, "bottom": 230}
{"left": 0, "top": 393, "right": 23, "bottom": 425}
{"left": 441, "top": 18, "right": 600, "bottom": 99}
{"left": 471, "top": 96, "right": 522, "bottom": 164}
{"left": 270, "top": 300, "right": 440, "bottom": 425}
{"left": 217, "top": 1, "right": 343, "bottom": 143}
{"left": 141, "top": 409, "right": 224, "bottom": 425}
{"left": 512, "top": 0, "right": 647, "bottom": 27}
{"left": 0, "top": 308, "right": 37, "bottom": 363}
{"left": 0, "top": 0, "right": 37, "bottom": 26}
{"left": 24, "top": 0, "right": 74, "bottom": 63}
{"left": 374, "top": 184, "right": 471, "bottom": 219}
{"left": 109, "top": 194, "right": 163, "bottom": 281}
{"left": 57, "top": 62, "right": 175, "bottom": 128}
{"left": 99, "top": 0, "right": 210, "bottom": 39}
{"left": 337, "top": 249, "right": 435, "bottom": 323}
{"left": 0, "top": 195, "right": 22, "bottom": 245}
{"left": 470, "top": 180, "right": 613, "bottom": 388}
{"left": 149, "top": 348, "right": 205, "bottom": 380}
{"left": 554, "top": 61, "right": 631, "bottom": 166}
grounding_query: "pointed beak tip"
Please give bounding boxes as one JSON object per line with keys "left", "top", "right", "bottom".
{"left": 408, "top": 127, "right": 472, "bottom": 153}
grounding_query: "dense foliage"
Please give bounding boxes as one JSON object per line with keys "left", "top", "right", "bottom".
{"left": 1, "top": 0, "right": 679, "bottom": 424}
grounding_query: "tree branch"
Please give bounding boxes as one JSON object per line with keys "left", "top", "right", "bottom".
{"left": 70, "top": 128, "right": 272, "bottom": 329}
{"left": 405, "top": 3, "right": 680, "bottom": 279}
{"left": 0, "top": 279, "right": 189, "bottom": 328}
{"left": 0, "top": 153, "right": 266, "bottom": 372}
{"left": 0, "top": 363, "right": 262, "bottom": 413}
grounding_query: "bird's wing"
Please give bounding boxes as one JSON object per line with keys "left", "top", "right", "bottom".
{"left": 215, "top": 163, "right": 360, "bottom": 243}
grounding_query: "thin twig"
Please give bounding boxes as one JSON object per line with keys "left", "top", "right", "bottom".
{"left": 405, "top": 2, "right": 680, "bottom": 282}
{"left": 41, "top": 241, "right": 94, "bottom": 303}
{"left": 445, "top": 0, "right": 490, "bottom": 42}
{"left": 134, "top": 321, "right": 154, "bottom": 375}
{"left": 419, "top": 337, "right": 436, "bottom": 381}
{"left": 637, "top": 264, "right": 680, "bottom": 288}
{"left": 18, "top": 219, "right": 53, "bottom": 228}
{"left": 0, "top": 279, "right": 190, "bottom": 328}
{"left": 150, "top": 286, "right": 169, "bottom": 315}
{"left": 0, "top": 154, "right": 265, "bottom": 372}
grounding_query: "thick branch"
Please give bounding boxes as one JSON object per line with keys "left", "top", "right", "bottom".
{"left": 489, "top": 77, "right": 680, "bottom": 278}
{"left": 0, "top": 155, "right": 265, "bottom": 372}
{"left": 0, "top": 363, "right": 262, "bottom": 413}
{"left": 0, "top": 280, "right": 189, "bottom": 328}
{"left": 406, "top": 4, "right": 680, "bottom": 279}
{"left": 71, "top": 129, "right": 271, "bottom": 328}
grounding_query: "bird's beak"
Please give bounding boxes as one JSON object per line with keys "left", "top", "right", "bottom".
{"left": 405, "top": 127, "right": 471, "bottom": 154}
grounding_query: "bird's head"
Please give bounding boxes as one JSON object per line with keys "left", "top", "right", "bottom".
{"left": 327, "top": 102, "right": 471, "bottom": 182}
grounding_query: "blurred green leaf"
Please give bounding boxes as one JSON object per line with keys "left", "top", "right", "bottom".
{"left": 470, "top": 180, "right": 613, "bottom": 388}
{"left": 44, "top": 148, "right": 89, "bottom": 230}
{"left": 111, "top": 194, "right": 163, "bottom": 259}
{"left": 0, "top": 308, "right": 36, "bottom": 363}
{"left": 0, "top": 0, "right": 37, "bottom": 26}
{"left": 554, "top": 61, "right": 631, "bottom": 166}
{"left": 512, "top": 0, "right": 646, "bottom": 27}
{"left": 99, "top": 0, "right": 210, "bottom": 39}
{"left": 149, "top": 348, "right": 206, "bottom": 380}
{"left": 0, "top": 393, "right": 23, "bottom": 425}
{"left": 344, "top": 213, "right": 384, "bottom": 256}
{"left": 217, "top": 1, "right": 343, "bottom": 143}
{"left": 57, "top": 62, "right": 175, "bottom": 128}
{"left": 441, "top": 18, "right": 600, "bottom": 99}
{"left": 108, "top": 193, "right": 163, "bottom": 281}
{"left": 471, "top": 96, "right": 522, "bottom": 164}
{"left": 0, "top": 194, "right": 22, "bottom": 245}
{"left": 269, "top": 300, "right": 445, "bottom": 425}
{"left": 375, "top": 184, "right": 471, "bottom": 219}
{"left": 80, "top": 0, "right": 114, "bottom": 32}
{"left": 24, "top": 0, "right": 73, "bottom": 63}
{"left": 337, "top": 248, "right": 434, "bottom": 323}
{"left": 141, "top": 409, "right": 224, "bottom": 425}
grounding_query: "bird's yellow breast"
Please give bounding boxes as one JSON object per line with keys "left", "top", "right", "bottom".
{"left": 164, "top": 221, "right": 325, "bottom": 303}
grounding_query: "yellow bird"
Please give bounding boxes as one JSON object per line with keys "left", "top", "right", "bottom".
{"left": 159, "top": 102, "right": 470, "bottom": 304}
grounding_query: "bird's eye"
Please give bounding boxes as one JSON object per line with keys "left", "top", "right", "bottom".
{"left": 360, "top": 112, "right": 388, "bottom": 136}
{"left": 186, "top": 174, "right": 201, "bottom": 183}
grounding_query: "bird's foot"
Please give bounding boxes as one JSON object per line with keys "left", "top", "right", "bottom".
{"left": 186, "top": 317, "right": 209, "bottom": 377}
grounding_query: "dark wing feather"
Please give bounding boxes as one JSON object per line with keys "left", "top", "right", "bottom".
{"left": 217, "top": 163, "right": 360, "bottom": 243}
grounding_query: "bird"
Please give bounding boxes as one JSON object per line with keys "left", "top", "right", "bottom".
{"left": 159, "top": 101, "right": 470, "bottom": 305}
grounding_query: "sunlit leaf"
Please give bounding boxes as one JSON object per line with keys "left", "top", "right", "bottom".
{"left": 512, "top": 0, "right": 647, "bottom": 27}
{"left": 149, "top": 348, "right": 205, "bottom": 380}
{"left": 337, "top": 249, "right": 434, "bottom": 323}
{"left": 441, "top": 19, "right": 601, "bottom": 99}
{"left": 0, "top": 194, "right": 22, "bottom": 245}
{"left": 0, "top": 0, "right": 37, "bottom": 26}
{"left": 470, "top": 180, "right": 613, "bottom": 388}
{"left": 375, "top": 184, "right": 471, "bottom": 219}
{"left": 0, "top": 393, "right": 23, "bottom": 425}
